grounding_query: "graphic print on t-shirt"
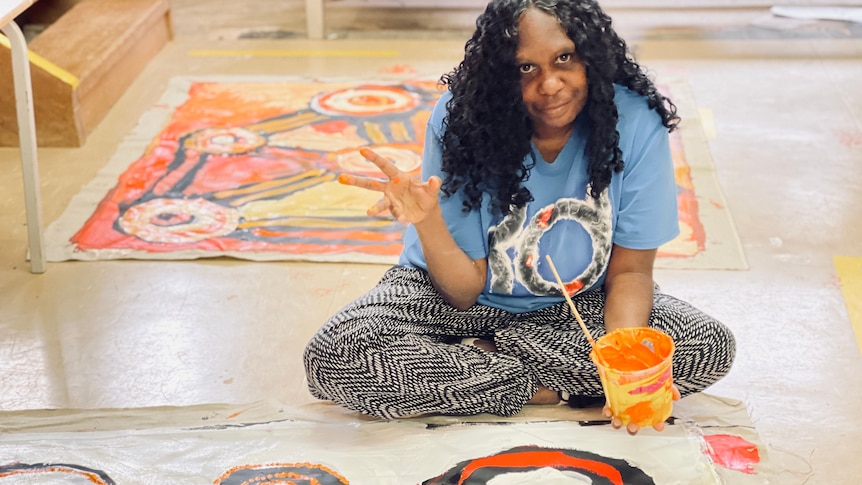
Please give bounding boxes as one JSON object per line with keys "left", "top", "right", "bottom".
{"left": 488, "top": 189, "right": 612, "bottom": 297}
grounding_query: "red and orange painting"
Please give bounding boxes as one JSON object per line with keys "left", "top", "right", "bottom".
{"left": 67, "top": 80, "right": 704, "bottom": 263}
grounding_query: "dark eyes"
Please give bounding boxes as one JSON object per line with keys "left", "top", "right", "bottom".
{"left": 518, "top": 53, "right": 577, "bottom": 74}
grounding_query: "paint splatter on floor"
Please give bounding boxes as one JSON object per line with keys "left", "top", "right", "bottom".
{"left": 703, "top": 434, "right": 761, "bottom": 475}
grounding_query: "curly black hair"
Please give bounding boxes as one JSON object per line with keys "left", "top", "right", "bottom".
{"left": 439, "top": 0, "right": 680, "bottom": 216}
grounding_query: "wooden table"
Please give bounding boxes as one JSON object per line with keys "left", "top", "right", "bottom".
{"left": 1, "top": 0, "right": 46, "bottom": 273}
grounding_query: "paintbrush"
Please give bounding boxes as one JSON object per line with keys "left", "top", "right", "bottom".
{"left": 544, "top": 254, "right": 598, "bottom": 349}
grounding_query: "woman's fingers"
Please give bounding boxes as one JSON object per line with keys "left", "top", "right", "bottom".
{"left": 367, "top": 197, "right": 391, "bottom": 217}
{"left": 338, "top": 148, "right": 417, "bottom": 194}
{"left": 427, "top": 175, "right": 442, "bottom": 190}
{"left": 339, "top": 149, "right": 440, "bottom": 223}
{"left": 610, "top": 414, "right": 644, "bottom": 435}
{"left": 338, "top": 173, "right": 386, "bottom": 192}
{"left": 359, "top": 147, "right": 402, "bottom": 180}
{"left": 604, "top": 402, "right": 668, "bottom": 434}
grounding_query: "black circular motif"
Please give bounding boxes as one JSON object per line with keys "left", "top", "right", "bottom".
{"left": 214, "top": 462, "right": 349, "bottom": 485}
{"left": 422, "top": 446, "right": 656, "bottom": 485}
{"left": 0, "top": 463, "right": 116, "bottom": 484}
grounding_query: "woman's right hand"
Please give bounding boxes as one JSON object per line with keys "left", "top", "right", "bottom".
{"left": 604, "top": 384, "right": 682, "bottom": 435}
{"left": 338, "top": 147, "right": 442, "bottom": 225}
{"left": 342, "top": 147, "right": 484, "bottom": 309}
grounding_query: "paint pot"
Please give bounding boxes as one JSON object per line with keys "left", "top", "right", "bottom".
{"left": 589, "top": 327, "right": 675, "bottom": 428}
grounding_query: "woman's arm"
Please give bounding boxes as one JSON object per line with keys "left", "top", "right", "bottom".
{"left": 602, "top": 243, "right": 683, "bottom": 436}
{"left": 413, "top": 207, "right": 487, "bottom": 310}
{"left": 339, "top": 148, "right": 486, "bottom": 310}
{"left": 602, "top": 244, "right": 657, "bottom": 332}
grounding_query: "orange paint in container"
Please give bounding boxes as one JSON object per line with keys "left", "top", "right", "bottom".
{"left": 589, "top": 327, "right": 675, "bottom": 427}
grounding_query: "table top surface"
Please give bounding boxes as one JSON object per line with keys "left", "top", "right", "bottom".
{"left": 1, "top": 0, "right": 36, "bottom": 30}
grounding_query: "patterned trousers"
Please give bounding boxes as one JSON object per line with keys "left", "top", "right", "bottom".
{"left": 303, "top": 266, "right": 736, "bottom": 419}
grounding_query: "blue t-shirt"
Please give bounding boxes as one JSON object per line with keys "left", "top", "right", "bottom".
{"left": 399, "top": 85, "right": 679, "bottom": 313}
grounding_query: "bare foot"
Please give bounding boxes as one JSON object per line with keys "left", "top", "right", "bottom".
{"left": 473, "top": 339, "right": 497, "bottom": 353}
{"left": 528, "top": 385, "right": 561, "bottom": 405}
{"left": 469, "top": 338, "right": 561, "bottom": 405}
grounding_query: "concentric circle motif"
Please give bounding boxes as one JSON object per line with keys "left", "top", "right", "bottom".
{"left": 184, "top": 127, "right": 267, "bottom": 155}
{"left": 0, "top": 463, "right": 116, "bottom": 484}
{"left": 119, "top": 198, "right": 240, "bottom": 244}
{"left": 422, "top": 446, "right": 656, "bottom": 485}
{"left": 310, "top": 86, "right": 420, "bottom": 117}
{"left": 214, "top": 463, "right": 349, "bottom": 485}
{"left": 335, "top": 145, "right": 422, "bottom": 176}
{"left": 488, "top": 191, "right": 612, "bottom": 297}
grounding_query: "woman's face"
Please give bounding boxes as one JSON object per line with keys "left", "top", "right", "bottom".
{"left": 515, "top": 7, "right": 588, "bottom": 141}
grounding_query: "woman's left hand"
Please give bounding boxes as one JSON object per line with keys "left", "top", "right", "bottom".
{"left": 604, "top": 383, "right": 681, "bottom": 435}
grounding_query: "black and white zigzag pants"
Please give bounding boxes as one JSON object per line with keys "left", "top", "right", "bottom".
{"left": 303, "top": 266, "right": 736, "bottom": 419}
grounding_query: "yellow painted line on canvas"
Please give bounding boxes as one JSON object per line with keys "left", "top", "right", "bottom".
{"left": 229, "top": 172, "right": 336, "bottom": 207}
{"left": 835, "top": 255, "right": 862, "bottom": 354}
{"left": 364, "top": 121, "right": 387, "bottom": 145}
{"left": 187, "top": 49, "right": 399, "bottom": 57}
{"left": 238, "top": 217, "right": 393, "bottom": 230}
{"left": 248, "top": 113, "right": 327, "bottom": 133}
{"left": 390, "top": 122, "right": 410, "bottom": 142}
{"left": 0, "top": 35, "right": 79, "bottom": 88}
{"left": 698, "top": 108, "right": 717, "bottom": 140}
{"left": 213, "top": 169, "right": 329, "bottom": 199}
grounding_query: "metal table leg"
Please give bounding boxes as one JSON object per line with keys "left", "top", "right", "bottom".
{"left": 2, "top": 20, "right": 45, "bottom": 273}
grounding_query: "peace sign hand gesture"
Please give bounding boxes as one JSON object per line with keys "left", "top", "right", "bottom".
{"left": 338, "top": 147, "right": 442, "bottom": 225}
